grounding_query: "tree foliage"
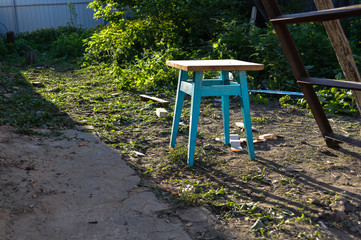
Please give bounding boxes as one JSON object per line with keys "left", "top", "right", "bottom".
{"left": 88, "top": 0, "right": 247, "bottom": 47}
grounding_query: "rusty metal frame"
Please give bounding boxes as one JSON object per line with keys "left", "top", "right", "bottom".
{"left": 261, "top": 0, "right": 361, "bottom": 147}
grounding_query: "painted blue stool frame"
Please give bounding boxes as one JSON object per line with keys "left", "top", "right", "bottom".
{"left": 166, "top": 60, "right": 264, "bottom": 166}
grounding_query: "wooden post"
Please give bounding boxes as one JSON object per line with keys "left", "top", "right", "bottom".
{"left": 314, "top": 0, "right": 361, "bottom": 114}
{"left": 6, "top": 32, "right": 15, "bottom": 44}
{"left": 25, "top": 51, "right": 37, "bottom": 65}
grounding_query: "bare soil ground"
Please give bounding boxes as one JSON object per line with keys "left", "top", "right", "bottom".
{"left": 1, "top": 97, "right": 361, "bottom": 239}
{"left": 123, "top": 99, "right": 361, "bottom": 239}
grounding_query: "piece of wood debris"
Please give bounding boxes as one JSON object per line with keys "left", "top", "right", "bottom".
{"left": 31, "top": 82, "right": 45, "bottom": 87}
{"left": 258, "top": 133, "right": 283, "bottom": 140}
{"left": 140, "top": 94, "right": 169, "bottom": 106}
{"left": 217, "top": 137, "right": 264, "bottom": 144}
{"left": 131, "top": 151, "right": 146, "bottom": 157}
{"left": 230, "top": 134, "right": 242, "bottom": 152}
{"left": 111, "top": 92, "right": 121, "bottom": 97}
{"left": 340, "top": 129, "right": 350, "bottom": 136}
{"left": 235, "top": 122, "right": 256, "bottom": 130}
{"left": 156, "top": 108, "right": 168, "bottom": 118}
{"left": 253, "top": 138, "right": 266, "bottom": 143}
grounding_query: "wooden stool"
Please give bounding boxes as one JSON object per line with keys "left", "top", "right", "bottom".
{"left": 166, "top": 60, "right": 264, "bottom": 166}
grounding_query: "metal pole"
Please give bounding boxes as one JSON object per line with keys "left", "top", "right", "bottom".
{"left": 11, "top": 0, "right": 19, "bottom": 33}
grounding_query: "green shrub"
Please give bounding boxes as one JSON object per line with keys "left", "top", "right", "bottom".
{"left": 10, "top": 26, "right": 92, "bottom": 56}
{"left": 212, "top": 21, "right": 340, "bottom": 92}
{"left": 290, "top": 22, "right": 338, "bottom": 78}
{"left": 84, "top": 19, "right": 178, "bottom": 65}
{"left": 50, "top": 32, "right": 86, "bottom": 58}
{"left": 112, "top": 47, "right": 187, "bottom": 90}
{"left": 89, "top": 0, "right": 247, "bottom": 47}
{"left": 298, "top": 87, "right": 358, "bottom": 116}
{"left": 297, "top": 73, "right": 358, "bottom": 115}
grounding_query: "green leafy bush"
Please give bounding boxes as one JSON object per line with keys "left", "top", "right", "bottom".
{"left": 50, "top": 32, "right": 86, "bottom": 58}
{"left": 2, "top": 26, "right": 92, "bottom": 60}
{"left": 298, "top": 87, "right": 358, "bottom": 116}
{"left": 290, "top": 22, "right": 338, "bottom": 78}
{"left": 88, "top": 0, "right": 247, "bottom": 47}
{"left": 298, "top": 73, "right": 359, "bottom": 116}
{"left": 112, "top": 47, "right": 187, "bottom": 90}
{"left": 16, "top": 26, "right": 88, "bottom": 52}
{"left": 84, "top": 19, "right": 178, "bottom": 65}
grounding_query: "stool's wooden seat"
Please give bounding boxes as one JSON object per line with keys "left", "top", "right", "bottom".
{"left": 166, "top": 59, "right": 264, "bottom": 71}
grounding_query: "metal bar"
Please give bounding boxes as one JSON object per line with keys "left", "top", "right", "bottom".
{"left": 271, "top": 5, "right": 361, "bottom": 24}
{"left": 11, "top": 0, "right": 19, "bottom": 34}
{"left": 299, "top": 77, "right": 361, "bottom": 90}
{"left": 261, "top": 0, "right": 338, "bottom": 147}
{"left": 249, "top": 89, "right": 304, "bottom": 96}
{"left": 325, "top": 133, "right": 361, "bottom": 146}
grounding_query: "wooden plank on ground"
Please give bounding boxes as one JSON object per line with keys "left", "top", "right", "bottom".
{"left": 139, "top": 94, "right": 169, "bottom": 106}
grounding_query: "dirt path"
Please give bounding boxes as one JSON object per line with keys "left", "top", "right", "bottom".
{"left": 0, "top": 126, "right": 218, "bottom": 240}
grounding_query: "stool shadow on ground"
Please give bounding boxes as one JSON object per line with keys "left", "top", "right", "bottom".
{"left": 195, "top": 152, "right": 361, "bottom": 239}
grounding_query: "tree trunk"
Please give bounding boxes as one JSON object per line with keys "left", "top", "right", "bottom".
{"left": 314, "top": 0, "right": 361, "bottom": 114}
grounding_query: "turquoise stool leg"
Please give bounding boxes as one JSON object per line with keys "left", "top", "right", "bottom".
{"left": 220, "top": 71, "right": 230, "bottom": 145}
{"left": 170, "top": 70, "right": 188, "bottom": 147}
{"left": 187, "top": 71, "right": 203, "bottom": 166}
{"left": 237, "top": 71, "right": 255, "bottom": 160}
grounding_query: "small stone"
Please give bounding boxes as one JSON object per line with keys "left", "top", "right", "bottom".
{"left": 177, "top": 207, "right": 216, "bottom": 223}
{"left": 75, "top": 125, "right": 94, "bottom": 131}
{"left": 156, "top": 108, "right": 168, "bottom": 118}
